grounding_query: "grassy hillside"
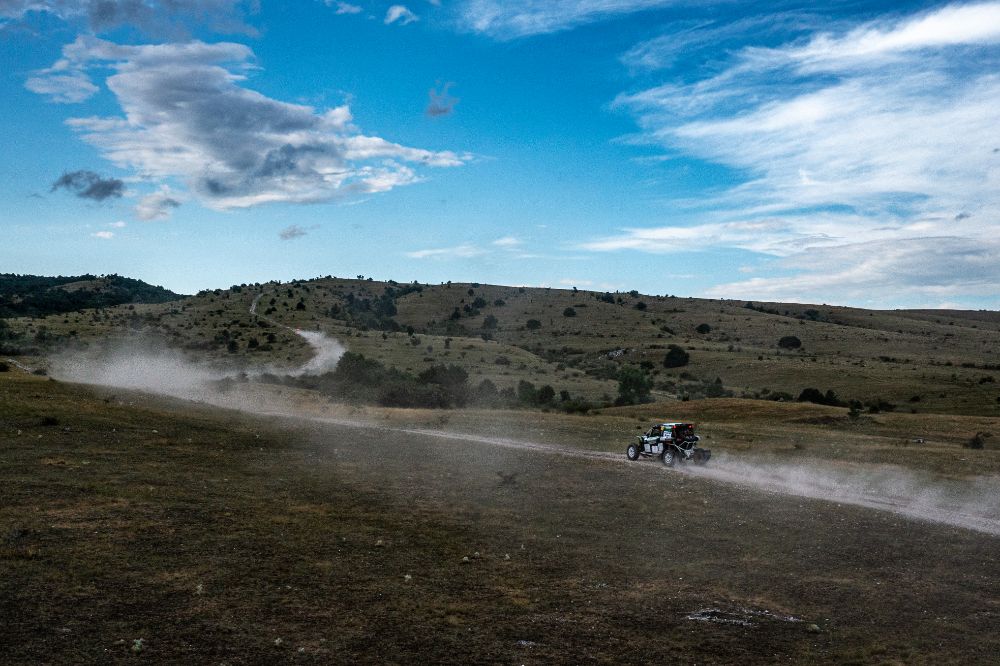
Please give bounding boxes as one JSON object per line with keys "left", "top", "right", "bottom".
{"left": 0, "top": 273, "right": 184, "bottom": 318}
{"left": 4, "top": 275, "right": 1000, "bottom": 416}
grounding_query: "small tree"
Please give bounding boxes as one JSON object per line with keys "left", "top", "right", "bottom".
{"left": 778, "top": 335, "right": 802, "bottom": 349}
{"left": 663, "top": 345, "right": 689, "bottom": 368}
{"left": 696, "top": 323, "right": 712, "bottom": 334}
{"left": 517, "top": 380, "right": 537, "bottom": 405}
{"left": 562, "top": 307, "right": 577, "bottom": 317}
{"left": 482, "top": 314, "right": 498, "bottom": 329}
{"left": 537, "top": 385, "right": 556, "bottom": 405}
{"left": 797, "top": 388, "right": 824, "bottom": 404}
{"left": 617, "top": 367, "right": 653, "bottom": 405}
{"left": 525, "top": 319, "right": 542, "bottom": 330}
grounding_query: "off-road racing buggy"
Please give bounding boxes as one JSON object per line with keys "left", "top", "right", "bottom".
{"left": 626, "top": 422, "right": 711, "bottom": 467}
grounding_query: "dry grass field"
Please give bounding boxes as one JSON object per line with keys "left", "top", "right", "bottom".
{"left": 2, "top": 371, "right": 999, "bottom": 664}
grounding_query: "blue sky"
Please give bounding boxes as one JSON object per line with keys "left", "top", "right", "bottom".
{"left": 3, "top": 1, "right": 999, "bottom": 308}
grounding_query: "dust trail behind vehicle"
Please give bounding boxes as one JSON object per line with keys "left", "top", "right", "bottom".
{"left": 680, "top": 452, "right": 1000, "bottom": 536}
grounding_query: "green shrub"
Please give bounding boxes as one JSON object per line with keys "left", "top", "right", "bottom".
{"left": 517, "top": 380, "right": 537, "bottom": 404}
{"left": 616, "top": 367, "right": 652, "bottom": 405}
{"left": 778, "top": 335, "right": 802, "bottom": 349}
{"left": 796, "top": 388, "right": 844, "bottom": 407}
{"left": 663, "top": 345, "right": 689, "bottom": 368}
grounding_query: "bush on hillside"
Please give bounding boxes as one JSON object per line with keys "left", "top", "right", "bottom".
{"left": 778, "top": 335, "right": 802, "bottom": 349}
{"left": 616, "top": 366, "right": 653, "bottom": 405}
{"left": 663, "top": 345, "right": 689, "bottom": 368}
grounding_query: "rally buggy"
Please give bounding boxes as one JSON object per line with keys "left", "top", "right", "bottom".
{"left": 626, "top": 422, "right": 711, "bottom": 467}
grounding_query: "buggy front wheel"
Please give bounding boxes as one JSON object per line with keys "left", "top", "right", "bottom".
{"left": 626, "top": 444, "right": 640, "bottom": 461}
{"left": 662, "top": 449, "right": 676, "bottom": 467}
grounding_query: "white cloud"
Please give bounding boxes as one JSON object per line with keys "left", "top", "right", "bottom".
{"left": 91, "top": 230, "right": 114, "bottom": 239}
{"left": 385, "top": 4, "right": 418, "bottom": 25}
{"left": 785, "top": 2, "right": 1000, "bottom": 68}
{"left": 329, "top": 2, "right": 362, "bottom": 14}
{"left": 405, "top": 243, "right": 484, "bottom": 259}
{"left": 28, "top": 37, "right": 469, "bottom": 211}
{"left": 135, "top": 187, "right": 181, "bottom": 220}
{"left": 703, "top": 237, "right": 1000, "bottom": 307}
{"left": 109, "top": 220, "right": 127, "bottom": 227}
{"left": 605, "top": 2, "right": 1000, "bottom": 304}
{"left": 456, "top": 0, "right": 685, "bottom": 39}
{"left": 25, "top": 72, "right": 98, "bottom": 103}
{"left": 620, "top": 13, "right": 812, "bottom": 73}
{"left": 492, "top": 235, "right": 522, "bottom": 247}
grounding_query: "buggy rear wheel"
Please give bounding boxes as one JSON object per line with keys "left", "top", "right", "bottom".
{"left": 662, "top": 449, "right": 676, "bottom": 467}
{"left": 626, "top": 444, "right": 640, "bottom": 461}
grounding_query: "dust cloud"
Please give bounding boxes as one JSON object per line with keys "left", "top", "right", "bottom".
{"left": 290, "top": 330, "right": 345, "bottom": 376}
{"left": 680, "top": 452, "right": 1000, "bottom": 536}
{"left": 49, "top": 329, "right": 344, "bottom": 405}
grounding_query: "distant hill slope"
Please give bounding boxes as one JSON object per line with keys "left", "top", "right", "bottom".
{"left": 0, "top": 273, "right": 184, "bottom": 318}
{"left": 6, "top": 274, "right": 999, "bottom": 416}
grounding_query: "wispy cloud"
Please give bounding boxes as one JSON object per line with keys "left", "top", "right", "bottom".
{"left": 492, "top": 235, "right": 522, "bottom": 247}
{"left": 328, "top": 1, "right": 362, "bottom": 15}
{"left": 456, "top": 0, "right": 687, "bottom": 39}
{"left": 704, "top": 237, "right": 1000, "bottom": 306}
{"left": 29, "top": 37, "right": 469, "bottom": 211}
{"left": 601, "top": 2, "right": 1000, "bottom": 304}
{"left": 385, "top": 4, "right": 418, "bottom": 25}
{"left": 91, "top": 230, "right": 114, "bottom": 239}
{"left": 620, "top": 13, "right": 817, "bottom": 74}
{"left": 405, "top": 243, "right": 485, "bottom": 259}
{"left": 135, "top": 187, "right": 181, "bottom": 220}
{"left": 51, "top": 169, "right": 124, "bottom": 200}
{"left": 25, "top": 71, "right": 98, "bottom": 103}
